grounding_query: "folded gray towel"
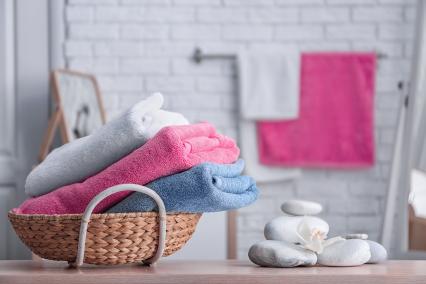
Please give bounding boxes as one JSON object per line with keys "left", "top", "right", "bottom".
{"left": 25, "top": 93, "right": 189, "bottom": 197}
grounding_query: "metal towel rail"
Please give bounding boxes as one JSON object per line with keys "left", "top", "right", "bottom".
{"left": 192, "top": 47, "right": 388, "bottom": 64}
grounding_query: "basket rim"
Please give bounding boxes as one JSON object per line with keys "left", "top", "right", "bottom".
{"left": 8, "top": 210, "right": 201, "bottom": 221}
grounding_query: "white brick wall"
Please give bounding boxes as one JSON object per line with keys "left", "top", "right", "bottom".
{"left": 63, "top": 0, "right": 417, "bottom": 259}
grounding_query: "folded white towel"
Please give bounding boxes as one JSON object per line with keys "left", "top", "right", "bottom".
{"left": 238, "top": 49, "right": 300, "bottom": 120}
{"left": 25, "top": 93, "right": 189, "bottom": 197}
{"left": 239, "top": 120, "right": 301, "bottom": 183}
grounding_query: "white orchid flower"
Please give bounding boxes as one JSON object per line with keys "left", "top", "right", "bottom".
{"left": 295, "top": 217, "right": 345, "bottom": 254}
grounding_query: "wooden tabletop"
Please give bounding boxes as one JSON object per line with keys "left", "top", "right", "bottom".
{"left": 1, "top": 260, "right": 426, "bottom": 284}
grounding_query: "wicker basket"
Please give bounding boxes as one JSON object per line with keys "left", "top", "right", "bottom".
{"left": 8, "top": 184, "right": 202, "bottom": 266}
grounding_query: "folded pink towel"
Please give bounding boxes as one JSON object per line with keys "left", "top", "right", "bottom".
{"left": 258, "top": 53, "right": 376, "bottom": 168}
{"left": 17, "top": 122, "right": 240, "bottom": 215}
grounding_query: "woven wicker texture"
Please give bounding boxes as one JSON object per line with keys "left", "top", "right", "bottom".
{"left": 9, "top": 211, "right": 201, "bottom": 265}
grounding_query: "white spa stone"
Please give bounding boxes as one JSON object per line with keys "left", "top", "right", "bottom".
{"left": 264, "top": 216, "right": 329, "bottom": 244}
{"left": 281, "top": 200, "right": 323, "bottom": 216}
{"left": 317, "top": 239, "right": 371, "bottom": 267}
{"left": 365, "top": 240, "right": 387, "bottom": 264}
{"left": 248, "top": 240, "right": 317, "bottom": 268}
{"left": 344, "top": 233, "right": 368, "bottom": 240}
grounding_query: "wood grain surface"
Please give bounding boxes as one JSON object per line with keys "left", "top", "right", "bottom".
{"left": 0, "top": 260, "right": 425, "bottom": 284}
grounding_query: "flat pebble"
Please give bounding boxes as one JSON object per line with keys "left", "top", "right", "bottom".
{"left": 265, "top": 216, "right": 329, "bottom": 244}
{"left": 366, "top": 240, "right": 387, "bottom": 263}
{"left": 318, "top": 239, "right": 371, "bottom": 267}
{"left": 281, "top": 200, "right": 323, "bottom": 216}
{"left": 249, "top": 240, "right": 317, "bottom": 268}
{"left": 344, "top": 233, "right": 368, "bottom": 240}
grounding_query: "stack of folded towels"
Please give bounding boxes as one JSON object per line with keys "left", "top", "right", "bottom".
{"left": 15, "top": 93, "right": 259, "bottom": 215}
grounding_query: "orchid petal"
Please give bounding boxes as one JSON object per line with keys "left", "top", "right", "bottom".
{"left": 304, "top": 237, "right": 324, "bottom": 254}
{"left": 295, "top": 217, "right": 311, "bottom": 244}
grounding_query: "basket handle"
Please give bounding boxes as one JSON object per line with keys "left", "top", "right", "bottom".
{"left": 74, "top": 184, "right": 167, "bottom": 267}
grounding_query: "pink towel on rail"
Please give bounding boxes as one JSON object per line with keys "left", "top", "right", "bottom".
{"left": 257, "top": 53, "right": 376, "bottom": 168}
{"left": 16, "top": 122, "right": 240, "bottom": 215}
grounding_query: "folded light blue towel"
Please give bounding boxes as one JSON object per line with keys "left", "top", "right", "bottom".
{"left": 107, "top": 159, "right": 258, "bottom": 213}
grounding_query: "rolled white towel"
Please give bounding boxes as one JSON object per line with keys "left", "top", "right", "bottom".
{"left": 25, "top": 93, "right": 189, "bottom": 197}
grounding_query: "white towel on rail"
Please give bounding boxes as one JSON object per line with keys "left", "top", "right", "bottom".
{"left": 237, "top": 48, "right": 301, "bottom": 182}
{"left": 238, "top": 49, "right": 301, "bottom": 120}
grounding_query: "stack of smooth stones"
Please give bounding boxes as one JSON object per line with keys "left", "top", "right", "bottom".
{"left": 249, "top": 200, "right": 388, "bottom": 267}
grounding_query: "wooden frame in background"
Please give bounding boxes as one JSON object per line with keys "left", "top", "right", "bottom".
{"left": 227, "top": 211, "right": 237, "bottom": 259}
{"left": 38, "top": 69, "right": 106, "bottom": 162}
